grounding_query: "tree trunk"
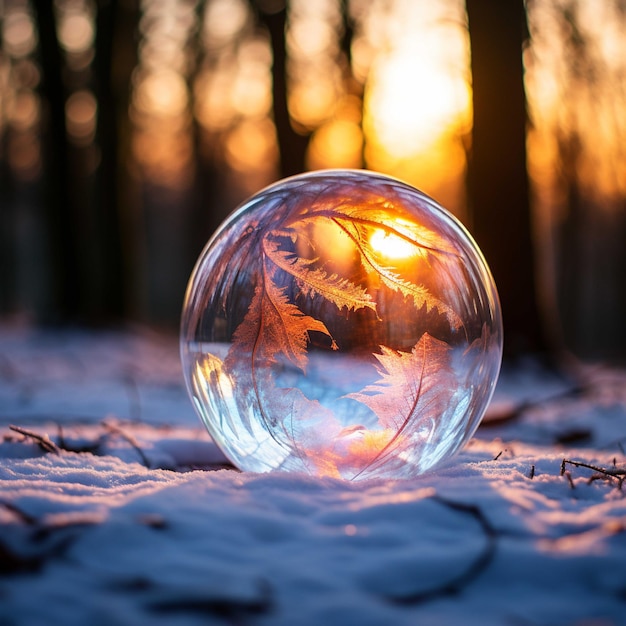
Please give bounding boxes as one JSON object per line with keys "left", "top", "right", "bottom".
{"left": 466, "top": 0, "right": 548, "bottom": 356}
{"left": 33, "top": 1, "right": 83, "bottom": 322}
{"left": 257, "top": 3, "right": 309, "bottom": 178}
{"left": 91, "top": 0, "right": 138, "bottom": 322}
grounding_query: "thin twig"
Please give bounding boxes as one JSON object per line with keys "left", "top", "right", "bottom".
{"left": 9, "top": 425, "right": 59, "bottom": 455}
{"left": 56, "top": 424, "right": 102, "bottom": 454}
{"left": 561, "top": 459, "right": 626, "bottom": 491}
{"left": 587, "top": 473, "right": 624, "bottom": 490}
{"left": 103, "top": 421, "right": 150, "bottom": 468}
{"left": 0, "top": 500, "right": 38, "bottom": 525}
{"left": 561, "top": 458, "right": 626, "bottom": 477}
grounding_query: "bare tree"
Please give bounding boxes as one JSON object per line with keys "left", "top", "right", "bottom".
{"left": 33, "top": 1, "right": 83, "bottom": 322}
{"left": 32, "top": 0, "right": 137, "bottom": 323}
{"left": 254, "top": 1, "right": 309, "bottom": 178}
{"left": 91, "top": 0, "right": 137, "bottom": 321}
{"left": 466, "top": 0, "right": 549, "bottom": 357}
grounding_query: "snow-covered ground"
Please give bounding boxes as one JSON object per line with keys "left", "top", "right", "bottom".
{"left": 1, "top": 325, "right": 626, "bottom": 625}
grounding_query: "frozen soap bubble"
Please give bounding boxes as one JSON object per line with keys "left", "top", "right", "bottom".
{"left": 181, "top": 170, "right": 502, "bottom": 480}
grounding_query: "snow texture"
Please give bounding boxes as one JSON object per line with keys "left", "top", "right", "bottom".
{"left": 1, "top": 325, "right": 626, "bottom": 625}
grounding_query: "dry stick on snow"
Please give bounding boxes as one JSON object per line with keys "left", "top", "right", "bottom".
{"left": 56, "top": 424, "right": 103, "bottom": 454}
{"left": 0, "top": 500, "right": 97, "bottom": 574}
{"left": 0, "top": 500, "right": 38, "bottom": 525}
{"left": 103, "top": 421, "right": 150, "bottom": 468}
{"left": 587, "top": 473, "right": 625, "bottom": 490}
{"left": 9, "top": 425, "right": 60, "bottom": 455}
{"left": 563, "top": 470, "right": 576, "bottom": 490}
{"left": 561, "top": 458, "right": 626, "bottom": 490}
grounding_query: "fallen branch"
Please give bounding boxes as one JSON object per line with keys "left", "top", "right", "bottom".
{"left": 563, "top": 470, "right": 576, "bottom": 490}
{"left": 56, "top": 424, "right": 103, "bottom": 454}
{"left": 0, "top": 500, "right": 37, "bottom": 525}
{"left": 0, "top": 503, "right": 91, "bottom": 575}
{"left": 561, "top": 458, "right": 625, "bottom": 490}
{"left": 102, "top": 421, "right": 150, "bottom": 468}
{"left": 9, "top": 425, "right": 59, "bottom": 455}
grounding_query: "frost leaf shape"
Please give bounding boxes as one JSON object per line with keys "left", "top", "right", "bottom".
{"left": 224, "top": 262, "right": 335, "bottom": 437}
{"left": 262, "top": 237, "right": 376, "bottom": 314}
{"left": 278, "top": 386, "right": 345, "bottom": 476}
{"left": 347, "top": 333, "right": 455, "bottom": 432}
{"left": 227, "top": 270, "right": 333, "bottom": 374}
{"left": 335, "top": 218, "right": 463, "bottom": 330}
{"left": 223, "top": 197, "right": 462, "bottom": 451}
{"left": 331, "top": 202, "right": 460, "bottom": 259}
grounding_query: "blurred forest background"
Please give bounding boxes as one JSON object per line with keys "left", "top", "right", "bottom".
{"left": 0, "top": 0, "right": 625, "bottom": 361}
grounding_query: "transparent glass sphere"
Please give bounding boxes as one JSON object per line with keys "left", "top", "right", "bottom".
{"left": 181, "top": 170, "right": 502, "bottom": 480}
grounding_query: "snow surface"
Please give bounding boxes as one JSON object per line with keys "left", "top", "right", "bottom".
{"left": 1, "top": 325, "right": 626, "bottom": 625}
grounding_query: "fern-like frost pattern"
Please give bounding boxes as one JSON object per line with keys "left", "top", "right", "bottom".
{"left": 181, "top": 171, "right": 502, "bottom": 480}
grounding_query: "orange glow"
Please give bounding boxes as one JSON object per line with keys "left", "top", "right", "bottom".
{"left": 132, "top": 129, "right": 193, "bottom": 189}
{"left": 128, "top": 0, "right": 475, "bottom": 200}
{"left": 134, "top": 70, "right": 188, "bottom": 118}
{"left": 526, "top": 0, "right": 626, "bottom": 209}
{"left": 369, "top": 228, "right": 418, "bottom": 261}
{"left": 8, "top": 90, "right": 39, "bottom": 130}
{"left": 308, "top": 218, "right": 355, "bottom": 276}
{"left": 286, "top": 0, "right": 343, "bottom": 130}
{"left": 58, "top": 10, "right": 94, "bottom": 54}
{"left": 231, "top": 38, "right": 273, "bottom": 118}
{"left": 224, "top": 119, "right": 277, "bottom": 172}
{"left": 2, "top": 9, "right": 37, "bottom": 58}
{"left": 195, "top": 68, "right": 236, "bottom": 132}
{"left": 288, "top": 64, "right": 340, "bottom": 130}
{"left": 307, "top": 428, "right": 400, "bottom": 479}
{"left": 365, "top": 56, "right": 470, "bottom": 157}
{"left": 357, "top": 0, "right": 471, "bottom": 218}
{"left": 203, "top": 0, "right": 249, "bottom": 49}
{"left": 307, "top": 118, "right": 363, "bottom": 170}
{"left": 346, "top": 429, "right": 396, "bottom": 462}
{"left": 66, "top": 90, "right": 97, "bottom": 145}
{"left": 367, "top": 136, "right": 468, "bottom": 218}
{"left": 8, "top": 130, "right": 40, "bottom": 179}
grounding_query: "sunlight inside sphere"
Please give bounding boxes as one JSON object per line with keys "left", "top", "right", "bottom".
{"left": 181, "top": 171, "right": 503, "bottom": 481}
{"left": 369, "top": 227, "right": 419, "bottom": 261}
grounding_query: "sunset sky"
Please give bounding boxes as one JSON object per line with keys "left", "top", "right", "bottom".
{"left": 1, "top": 0, "right": 624, "bottom": 223}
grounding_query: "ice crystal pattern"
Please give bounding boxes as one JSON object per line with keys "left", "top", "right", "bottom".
{"left": 181, "top": 170, "right": 503, "bottom": 480}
